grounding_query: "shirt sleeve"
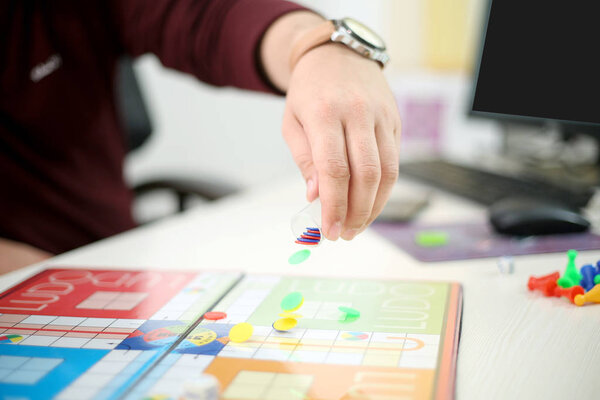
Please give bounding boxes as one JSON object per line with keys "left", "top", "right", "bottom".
{"left": 108, "top": 0, "right": 308, "bottom": 94}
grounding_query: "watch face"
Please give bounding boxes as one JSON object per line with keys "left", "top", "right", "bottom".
{"left": 342, "top": 17, "right": 386, "bottom": 50}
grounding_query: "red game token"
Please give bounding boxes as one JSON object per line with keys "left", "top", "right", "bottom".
{"left": 203, "top": 311, "right": 227, "bottom": 321}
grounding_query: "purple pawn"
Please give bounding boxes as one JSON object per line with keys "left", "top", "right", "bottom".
{"left": 580, "top": 264, "right": 598, "bottom": 292}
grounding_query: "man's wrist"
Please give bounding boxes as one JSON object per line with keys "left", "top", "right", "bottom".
{"left": 260, "top": 11, "right": 325, "bottom": 92}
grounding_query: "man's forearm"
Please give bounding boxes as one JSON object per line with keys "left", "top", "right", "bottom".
{"left": 260, "top": 10, "right": 326, "bottom": 92}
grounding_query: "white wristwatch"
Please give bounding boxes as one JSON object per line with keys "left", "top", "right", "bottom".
{"left": 289, "top": 17, "right": 390, "bottom": 70}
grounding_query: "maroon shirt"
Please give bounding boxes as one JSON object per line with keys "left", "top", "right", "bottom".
{"left": 0, "top": 0, "right": 305, "bottom": 254}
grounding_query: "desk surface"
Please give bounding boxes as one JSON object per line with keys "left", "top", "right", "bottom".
{"left": 1, "top": 177, "right": 599, "bottom": 400}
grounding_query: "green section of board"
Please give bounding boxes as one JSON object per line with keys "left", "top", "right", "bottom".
{"left": 246, "top": 277, "right": 449, "bottom": 334}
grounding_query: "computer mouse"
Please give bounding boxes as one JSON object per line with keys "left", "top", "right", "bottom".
{"left": 489, "top": 196, "right": 591, "bottom": 236}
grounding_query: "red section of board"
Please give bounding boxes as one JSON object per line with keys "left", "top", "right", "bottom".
{"left": 0, "top": 268, "right": 195, "bottom": 319}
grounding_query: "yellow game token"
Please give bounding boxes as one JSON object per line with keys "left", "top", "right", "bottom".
{"left": 228, "top": 322, "right": 253, "bottom": 343}
{"left": 278, "top": 312, "right": 303, "bottom": 319}
{"left": 272, "top": 318, "right": 298, "bottom": 332}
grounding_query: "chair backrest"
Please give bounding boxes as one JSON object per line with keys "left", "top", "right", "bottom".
{"left": 115, "top": 56, "right": 153, "bottom": 153}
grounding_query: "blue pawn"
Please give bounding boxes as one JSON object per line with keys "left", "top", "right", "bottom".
{"left": 580, "top": 264, "right": 598, "bottom": 292}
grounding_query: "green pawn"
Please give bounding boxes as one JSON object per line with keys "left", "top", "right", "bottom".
{"left": 594, "top": 274, "right": 600, "bottom": 285}
{"left": 557, "top": 249, "right": 583, "bottom": 288}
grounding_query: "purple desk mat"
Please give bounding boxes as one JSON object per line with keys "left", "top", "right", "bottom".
{"left": 371, "top": 221, "right": 600, "bottom": 262}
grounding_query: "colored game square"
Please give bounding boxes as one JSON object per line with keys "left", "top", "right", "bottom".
{"left": 412, "top": 344, "right": 440, "bottom": 357}
{"left": 302, "top": 329, "right": 339, "bottom": 340}
{"left": 5, "top": 329, "right": 35, "bottom": 335}
{"left": 362, "top": 353, "right": 401, "bottom": 367}
{"left": 223, "top": 383, "right": 266, "bottom": 399}
{"left": 174, "top": 354, "right": 213, "bottom": 369}
{"left": 407, "top": 333, "right": 440, "bottom": 345}
{"left": 272, "top": 373, "right": 313, "bottom": 387}
{"left": 36, "top": 330, "right": 64, "bottom": 337}
{"left": 219, "top": 349, "right": 256, "bottom": 359}
{"left": 295, "top": 344, "right": 329, "bottom": 353}
{"left": 264, "top": 388, "right": 303, "bottom": 400}
{"left": 95, "top": 333, "right": 128, "bottom": 340}
{"left": 49, "top": 317, "right": 85, "bottom": 326}
{"left": 82, "top": 338, "right": 122, "bottom": 350}
{"left": 162, "top": 366, "right": 199, "bottom": 381}
{"left": 267, "top": 336, "right": 300, "bottom": 345}
{"left": 19, "top": 335, "right": 60, "bottom": 347}
{"left": 64, "top": 332, "right": 97, "bottom": 338}
{"left": 87, "top": 361, "right": 127, "bottom": 375}
{"left": 88, "top": 291, "right": 120, "bottom": 301}
{"left": 0, "top": 314, "right": 28, "bottom": 323}
{"left": 249, "top": 326, "right": 272, "bottom": 337}
{"left": 3, "top": 369, "right": 48, "bottom": 385}
{"left": 398, "top": 356, "right": 437, "bottom": 369}
{"left": 103, "top": 327, "right": 135, "bottom": 334}
{"left": 75, "top": 301, "right": 106, "bottom": 310}
{"left": 0, "top": 368, "right": 12, "bottom": 380}
{"left": 254, "top": 348, "right": 291, "bottom": 361}
{"left": 20, "top": 357, "right": 63, "bottom": 371}
{"left": 0, "top": 355, "right": 30, "bottom": 367}
{"left": 71, "top": 372, "right": 114, "bottom": 388}
{"left": 55, "top": 385, "right": 100, "bottom": 400}
{"left": 14, "top": 324, "right": 44, "bottom": 329}
{"left": 324, "top": 352, "right": 363, "bottom": 365}
{"left": 78, "top": 318, "right": 115, "bottom": 328}
{"left": 290, "top": 350, "right": 328, "bottom": 363}
{"left": 50, "top": 337, "right": 90, "bottom": 348}
{"left": 108, "top": 319, "right": 145, "bottom": 329}
{"left": 269, "top": 329, "right": 305, "bottom": 339}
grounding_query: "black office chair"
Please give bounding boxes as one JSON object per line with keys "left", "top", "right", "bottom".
{"left": 114, "top": 56, "right": 238, "bottom": 220}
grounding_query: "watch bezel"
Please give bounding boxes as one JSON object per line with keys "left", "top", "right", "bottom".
{"left": 338, "top": 18, "right": 386, "bottom": 51}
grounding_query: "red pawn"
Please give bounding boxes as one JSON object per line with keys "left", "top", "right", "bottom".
{"left": 527, "top": 271, "right": 560, "bottom": 296}
{"left": 553, "top": 285, "right": 585, "bottom": 304}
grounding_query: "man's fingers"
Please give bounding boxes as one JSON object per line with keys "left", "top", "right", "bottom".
{"left": 360, "top": 121, "right": 400, "bottom": 232}
{"left": 341, "top": 114, "right": 380, "bottom": 240}
{"left": 282, "top": 108, "right": 318, "bottom": 201}
{"left": 304, "top": 111, "right": 349, "bottom": 241}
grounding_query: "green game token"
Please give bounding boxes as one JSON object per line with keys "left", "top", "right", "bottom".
{"left": 288, "top": 249, "right": 311, "bottom": 265}
{"left": 595, "top": 275, "right": 600, "bottom": 285}
{"left": 415, "top": 231, "right": 448, "bottom": 247}
{"left": 338, "top": 306, "right": 360, "bottom": 319}
{"left": 281, "top": 292, "right": 304, "bottom": 312}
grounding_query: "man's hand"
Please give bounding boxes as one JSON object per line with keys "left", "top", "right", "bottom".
{"left": 0, "top": 238, "right": 52, "bottom": 275}
{"left": 261, "top": 12, "right": 401, "bottom": 241}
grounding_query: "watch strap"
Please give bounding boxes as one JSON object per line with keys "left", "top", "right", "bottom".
{"left": 289, "top": 20, "right": 335, "bottom": 71}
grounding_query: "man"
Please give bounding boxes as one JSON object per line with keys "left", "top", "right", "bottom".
{"left": 0, "top": 0, "right": 401, "bottom": 273}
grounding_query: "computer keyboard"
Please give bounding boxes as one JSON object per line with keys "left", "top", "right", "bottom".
{"left": 398, "top": 159, "right": 595, "bottom": 209}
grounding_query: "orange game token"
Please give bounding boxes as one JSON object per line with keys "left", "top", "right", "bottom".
{"left": 203, "top": 311, "right": 227, "bottom": 321}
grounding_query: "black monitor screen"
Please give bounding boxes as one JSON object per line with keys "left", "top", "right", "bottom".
{"left": 472, "top": 0, "right": 600, "bottom": 125}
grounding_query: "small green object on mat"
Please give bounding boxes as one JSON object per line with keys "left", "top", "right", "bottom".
{"left": 415, "top": 231, "right": 448, "bottom": 247}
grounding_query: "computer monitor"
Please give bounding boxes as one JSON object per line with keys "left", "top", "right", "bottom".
{"left": 470, "top": 0, "right": 600, "bottom": 138}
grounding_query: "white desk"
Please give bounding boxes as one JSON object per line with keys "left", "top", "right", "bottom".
{"left": 1, "top": 177, "right": 599, "bottom": 399}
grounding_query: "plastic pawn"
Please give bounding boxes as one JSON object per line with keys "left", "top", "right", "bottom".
{"left": 579, "top": 264, "right": 598, "bottom": 292}
{"left": 574, "top": 284, "right": 600, "bottom": 306}
{"left": 553, "top": 285, "right": 584, "bottom": 304}
{"left": 528, "top": 271, "right": 560, "bottom": 296}
{"left": 557, "top": 249, "right": 583, "bottom": 288}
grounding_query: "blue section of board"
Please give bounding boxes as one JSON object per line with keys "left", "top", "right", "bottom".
{"left": 174, "top": 324, "right": 232, "bottom": 356}
{"left": 116, "top": 320, "right": 187, "bottom": 351}
{"left": 0, "top": 345, "right": 108, "bottom": 400}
